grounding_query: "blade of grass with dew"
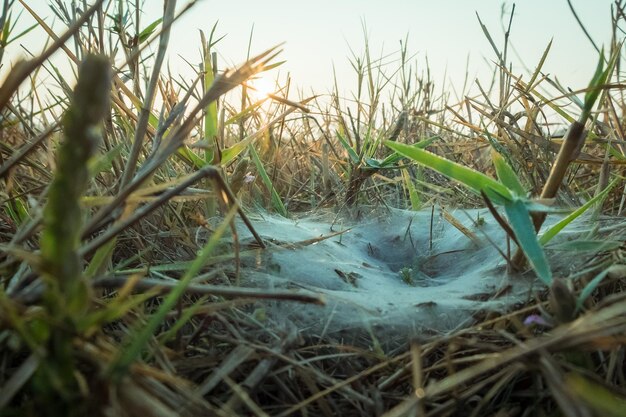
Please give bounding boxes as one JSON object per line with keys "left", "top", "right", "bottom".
{"left": 107, "top": 205, "right": 239, "bottom": 382}
{"left": 248, "top": 144, "right": 287, "bottom": 217}
{"left": 539, "top": 177, "right": 618, "bottom": 245}
{"left": 504, "top": 199, "right": 552, "bottom": 284}
{"left": 385, "top": 141, "right": 512, "bottom": 205}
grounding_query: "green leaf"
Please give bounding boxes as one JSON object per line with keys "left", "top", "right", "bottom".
{"left": 505, "top": 199, "right": 552, "bottom": 285}
{"left": 3, "top": 198, "right": 29, "bottom": 224}
{"left": 84, "top": 239, "right": 116, "bottom": 279}
{"left": 364, "top": 157, "right": 381, "bottom": 168}
{"left": 584, "top": 49, "right": 605, "bottom": 111}
{"left": 220, "top": 134, "right": 257, "bottom": 166}
{"left": 583, "top": 46, "right": 619, "bottom": 119}
{"left": 337, "top": 131, "right": 360, "bottom": 164}
{"left": 378, "top": 136, "right": 437, "bottom": 167}
{"left": 138, "top": 18, "right": 162, "bottom": 43}
{"left": 1, "top": 18, "right": 38, "bottom": 47}
{"left": 526, "top": 40, "right": 552, "bottom": 91}
{"left": 385, "top": 141, "right": 512, "bottom": 205}
{"left": 249, "top": 145, "right": 287, "bottom": 217}
{"left": 225, "top": 99, "right": 267, "bottom": 125}
{"left": 201, "top": 30, "right": 218, "bottom": 164}
{"left": 88, "top": 143, "right": 123, "bottom": 177}
{"left": 540, "top": 177, "right": 618, "bottom": 245}
{"left": 401, "top": 169, "right": 421, "bottom": 210}
{"left": 177, "top": 146, "right": 206, "bottom": 170}
{"left": 0, "top": 14, "right": 11, "bottom": 44}
{"left": 576, "top": 269, "right": 610, "bottom": 313}
{"left": 492, "top": 150, "right": 526, "bottom": 196}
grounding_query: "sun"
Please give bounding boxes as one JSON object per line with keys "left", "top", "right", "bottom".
{"left": 247, "top": 76, "right": 274, "bottom": 101}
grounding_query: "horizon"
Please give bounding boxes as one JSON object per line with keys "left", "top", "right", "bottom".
{"left": 4, "top": 1, "right": 617, "bottom": 113}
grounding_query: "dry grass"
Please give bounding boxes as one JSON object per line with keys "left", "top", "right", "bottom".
{"left": 0, "top": 1, "right": 625, "bottom": 416}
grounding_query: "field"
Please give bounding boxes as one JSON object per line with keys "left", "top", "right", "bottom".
{"left": 1, "top": 1, "right": 626, "bottom": 416}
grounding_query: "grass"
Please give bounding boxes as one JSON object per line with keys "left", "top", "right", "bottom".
{"left": 0, "top": 1, "right": 625, "bottom": 416}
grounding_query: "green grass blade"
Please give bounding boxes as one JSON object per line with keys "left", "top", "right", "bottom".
{"left": 526, "top": 40, "right": 552, "bottom": 91}
{"left": 504, "top": 199, "right": 552, "bottom": 285}
{"left": 138, "top": 18, "right": 162, "bottom": 43}
{"left": 84, "top": 239, "right": 116, "bottom": 279}
{"left": 385, "top": 141, "right": 512, "bottom": 204}
{"left": 156, "top": 297, "right": 208, "bottom": 345}
{"left": 3, "top": 198, "right": 28, "bottom": 224}
{"left": 337, "top": 130, "right": 360, "bottom": 164}
{"left": 248, "top": 145, "right": 287, "bottom": 217}
{"left": 107, "top": 206, "right": 239, "bottom": 381}
{"left": 576, "top": 269, "right": 611, "bottom": 313}
{"left": 492, "top": 150, "right": 526, "bottom": 196}
{"left": 88, "top": 143, "right": 123, "bottom": 177}
{"left": 201, "top": 31, "right": 219, "bottom": 164}
{"left": 220, "top": 134, "right": 257, "bottom": 165}
{"left": 583, "top": 46, "right": 619, "bottom": 120}
{"left": 401, "top": 169, "right": 421, "bottom": 210}
{"left": 378, "top": 136, "right": 437, "bottom": 167}
{"left": 539, "top": 177, "right": 618, "bottom": 244}
{"left": 177, "top": 145, "right": 207, "bottom": 169}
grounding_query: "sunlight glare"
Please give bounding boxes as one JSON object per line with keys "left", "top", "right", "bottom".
{"left": 247, "top": 76, "right": 274, "bottom": 101}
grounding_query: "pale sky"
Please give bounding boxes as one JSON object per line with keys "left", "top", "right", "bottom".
{"left": 7, "top": 1, "right": 617, "bottom": 103}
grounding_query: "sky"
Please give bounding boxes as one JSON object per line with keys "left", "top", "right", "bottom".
{"left": 5, "top": 0, "right": 618, "bottom": 103}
